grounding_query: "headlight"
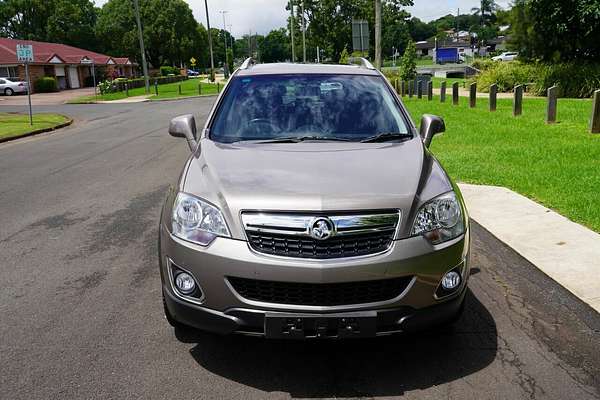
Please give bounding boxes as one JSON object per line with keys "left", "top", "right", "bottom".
{"left": 411, "top": 191, "right": 464, "bottom": 244}
{"left": 171, "top": 193, "right": 230, "bottom": 246}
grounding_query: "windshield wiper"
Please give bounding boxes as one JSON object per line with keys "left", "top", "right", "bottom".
{"left": 250, "top": 136, "right": 352, "bottom": 143}
{"left": 360, "top": 132, "right": 413, "bottom": 143}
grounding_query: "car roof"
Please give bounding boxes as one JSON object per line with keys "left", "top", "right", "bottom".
{"left": 236, "top": 62, "right": 381, "bottom": 77}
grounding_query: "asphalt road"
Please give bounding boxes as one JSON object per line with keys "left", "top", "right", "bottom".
{"left": 1, "top": 98, "right": 599, "bottom": 400}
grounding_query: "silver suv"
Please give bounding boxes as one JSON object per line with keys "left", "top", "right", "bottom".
{"left": 159, "top": 59, "right": 470, "bottom": 339}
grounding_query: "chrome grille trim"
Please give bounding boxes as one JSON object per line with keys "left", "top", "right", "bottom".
{"left": 242, "top": 211, "right": 401, "bottom": 239}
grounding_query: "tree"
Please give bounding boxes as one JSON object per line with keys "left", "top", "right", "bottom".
{"left": 96, "top": 0, "right": 201, "bottom": 67}
{"left": 259, "top": 28, "right": 290, "bottom": 63}
{"left": 399, "top": 40, "right": 416, "bottom": 81}
{"left": 0, "top": 0, "right": 99, "bottom": 50}
{"left": 510, "top": 0, "right": 600, "bottom": 62}
{"left": 471, "top": 0, "right": 500, "bottom": 27}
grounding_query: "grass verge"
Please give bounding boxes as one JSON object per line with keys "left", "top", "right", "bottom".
{"left": 402, "top": 95, "right": 600, "bottom": 232}
{"left": 67, "top": 79, "right": 221, "bottom": 103}
{"left": 0, "top": 113, "right": 71, "bottom": 142}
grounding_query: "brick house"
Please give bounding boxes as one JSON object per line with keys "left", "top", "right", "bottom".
{"left": 0, "top": 38, "right": 137, "bottom": 92}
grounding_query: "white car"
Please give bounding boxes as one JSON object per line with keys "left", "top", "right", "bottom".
{"left": 0, "top": 77, "right": 29, "bottom": 96}
{"left": 492, "top": 52, "right": 518, "bottom": 62}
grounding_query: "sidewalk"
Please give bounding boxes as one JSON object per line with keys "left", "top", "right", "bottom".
{"left": 459, "top": 183, "right": 600, "bottom": 313}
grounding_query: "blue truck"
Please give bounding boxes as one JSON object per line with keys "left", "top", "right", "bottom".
{"left": 436, "top": 47, "right": 461, "bottom": 64}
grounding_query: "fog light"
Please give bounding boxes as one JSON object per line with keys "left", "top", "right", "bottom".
{"left": 175, "top": 272, "right": 196, "bottom": 295}
{"left": 441, "top": 271, "right": 461, "bottom": 290}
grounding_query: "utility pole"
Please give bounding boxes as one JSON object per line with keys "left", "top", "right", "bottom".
{"left": 220, "top": 11, "right": 229, "bottom": 77}
{"left": 228, "top": 24, "right": 234, "bottom": 60}
{"left": 374, "top": 0, "right": 382, "bottom": 69}
{"left": 248, "top": 30, "right": 252, "bottom": 57}
{"left": 204, "top": 0, "right": 215, "bottom": 82}
{"left": 301, "top": 0, "right": 306, "bottom": 63}
{"left": 289, "top": 0, "right": 295, "bottom": 62}
{"left": 133, "top": 0, "right": 149, "bottom": 93}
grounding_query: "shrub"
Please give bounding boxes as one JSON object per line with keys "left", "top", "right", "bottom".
{"left": 98, "top": 80, "right": 116, "bottom": 95}
{"left": 399, "top": 41, "right": 417, "bottom": 81}
{"left": 475, "top": 61, "right": 538, "bottom": 93}
{"left": 160, "top": 66, "right": 180, "bottom": 76}
{"left": 531, "top": 63, "right": 600, "bottom": 98}
{"left": 33, "top": 77, "right": 58, "bottom": 93}
{"left": 475, "top": 61, "right": 600, "bottom": 98}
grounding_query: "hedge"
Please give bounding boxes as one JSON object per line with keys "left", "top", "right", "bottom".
{"left": 34, "top": 77, "right": 58, "bottom": 93}
{"left": 160, "top": 66, "right": 181, "bottom": 76}
{"left": 474, "top": 61, "right": 600, "bottom": 98}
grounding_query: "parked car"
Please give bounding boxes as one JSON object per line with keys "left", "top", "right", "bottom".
{"left": 160, "top": 58, "right": 470, "bottom": 339}
{"left": 0, "top": 77, "right": 28, "bottom": 95}
{"left": 492, "top": 52, "right": 518, "bottom": 62}
{"left": 187, "top": 69, "right": 200, "bottom": 77}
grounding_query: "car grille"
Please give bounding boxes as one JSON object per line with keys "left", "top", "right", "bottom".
{"left": 247, "top": 229, "right": 396, "bottom": 259}
{"left": 227, "top": 276, "right": 413, "bottom": 307}
{"left": 242, "top": 211, "right": 400, "bottom": 259}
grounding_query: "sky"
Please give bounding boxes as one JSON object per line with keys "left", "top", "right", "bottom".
{"left": 93, "top": 0, "right": 512, "bottom": 38}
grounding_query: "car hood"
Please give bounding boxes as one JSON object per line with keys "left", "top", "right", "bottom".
{"left": 183, "top": 138, "right": 451, "bottom": 239}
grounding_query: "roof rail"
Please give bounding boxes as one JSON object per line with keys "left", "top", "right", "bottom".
{"left": 347, "top": 57, "right": 376, "bottom": 70}
{"left": 240, "top": 57, "right": 256, "bottom": 70}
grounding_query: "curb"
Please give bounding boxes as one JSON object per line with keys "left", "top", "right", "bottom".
{"left": 0, "top": 116, "right": 73, "bottom": 144}
{"left": 459, "top": 183, "right": 600, "bottom": 314}
{"left": 148, "top": 94, "right": 218, "bottom": 102}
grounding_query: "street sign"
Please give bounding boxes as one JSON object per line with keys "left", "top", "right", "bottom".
{"left": 16, "top": 44, "right": 34, "bottom": 62}
{"left": 190, "top": 57, "right": 197, "bottom": 67}
{"left": 352, "top": 19, "right": 369, "bottom": 54}
{"left": 16, "top": 44, "right": 34, "bottom": 125}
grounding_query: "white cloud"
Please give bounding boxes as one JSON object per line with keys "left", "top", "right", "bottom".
{"left": 93, "top": 0, "right": 512, "bottom": 38}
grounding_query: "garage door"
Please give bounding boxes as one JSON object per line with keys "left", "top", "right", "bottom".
{"left": 68, "top": 66, "right": 80, "bottom": 89}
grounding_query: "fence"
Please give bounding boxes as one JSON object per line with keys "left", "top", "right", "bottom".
{"left": 393, "top": 78, "right": 600, "bottom": 134}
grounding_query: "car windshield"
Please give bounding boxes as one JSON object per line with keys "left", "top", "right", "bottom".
{"left": 209, "top": 74, "right": 411, "bottom": 143}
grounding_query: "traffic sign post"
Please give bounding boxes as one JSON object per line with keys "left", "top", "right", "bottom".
{"left": 17, "top": 44, "right": 34, "bottom": 126}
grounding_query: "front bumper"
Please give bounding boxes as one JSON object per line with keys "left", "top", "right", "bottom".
{"left": 159, "top": 223, "right": 470, "bottom": 337}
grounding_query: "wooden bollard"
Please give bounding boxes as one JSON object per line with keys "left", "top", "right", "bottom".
{"left": 217, "top": 82, "right": 220, "bottom": 93}
{"left": 469, "top": 82, "right": 477, "bottom": 108}
{"left": 546, "top": 85, "right": 558, "bottom": 124}
{"left": 198, "top": 83, "right": 202, "bottom": 96}
{"left": 394, "top": 79, "right": 399, "bottom": 94}
{"left": 591, "top": 89, "right": 600, "bottom": 133}
{"left": 440, "top": 81, "right": 446, "bottom": 102}
{"left": 408, "top": 80, "right": 414, "bottom": 98}
{"left": 440, "top": 81, "right": 446, "bottom": 103}
{"left": 154, "top": 80, "right": 158, "bottom": 96}
{"left": 452, "top": 82, "right": 459, "bottom": 105}
{"left": 513, "top": 85, "right": 523, "bottom": 116}
{"left": 125, "top": 82, "right": 129, "bottom": 97}
{"left": 401, "top": 80, "right": 406, "bottom": 97}
{"left": 417, "top": 80, "right": 423, "bottom": 99}
{"left": 178, "top": 82, "right": 182, "bottom": 95}
{"left": 489, "top": 84, "right": 497, "bottom": 112}
{"left": 427, "top": 80, "right": 433, "bottom": 101}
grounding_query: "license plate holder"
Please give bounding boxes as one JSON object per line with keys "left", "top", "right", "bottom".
{"left": 264, "top": 311, "right": 377, "bottom": 339}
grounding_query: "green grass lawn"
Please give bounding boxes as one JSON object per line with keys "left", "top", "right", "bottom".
{"left": 0, "top": 113, "right": 70, "bottom": 141}
{"left": 402, "top": 95, "right": 600, "bottom": 232}
{"left": 430, "top": 77, "right": 468, "bottom": 88}
{"left": 68, "top": 78, "right": 221, "bottom": 103}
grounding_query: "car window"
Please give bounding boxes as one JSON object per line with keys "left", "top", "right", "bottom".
{"left": 0, "top": 79, "right": 5, "bottom": 84}
{"left": 209, "top": 74, "right": 410, "bottom": 143}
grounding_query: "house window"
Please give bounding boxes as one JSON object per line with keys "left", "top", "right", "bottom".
{"left": 0, "top": 66, "right": 18, "bottom": 78}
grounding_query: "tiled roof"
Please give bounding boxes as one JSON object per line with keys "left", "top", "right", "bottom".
{"left": 0, "top": 38, "right": 135, "bottom": 65}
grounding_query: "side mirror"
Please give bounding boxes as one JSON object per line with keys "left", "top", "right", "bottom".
{"left": 419, "top": 114, "right": 445, "bottom": 148}
{"left": 169, "top": 114, "right": 198, "bottom": 152}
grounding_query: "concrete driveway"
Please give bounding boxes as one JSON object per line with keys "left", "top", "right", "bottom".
{"left": 0, "top": 87, "right": 94, "bottom": 106}
{"left": 0, "top": 98, "right": 599, "bottom": 399}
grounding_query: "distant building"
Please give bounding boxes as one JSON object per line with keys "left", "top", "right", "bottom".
{"left": 0, "top": 38, "right": 137, "bottom": 92}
